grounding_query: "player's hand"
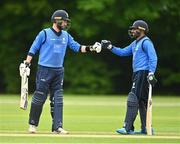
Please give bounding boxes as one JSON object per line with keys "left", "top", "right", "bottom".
{"left": 24, "top": 60, "right": 31, "bottom": 67}
{"left": 101, "top": 40, "right": 113, "bottom": 50}
{"left": 91, "top": 42, "right": 102, "bottom": 53}
{"left": 147, "top": 73, "right": 157, "bottom": 86}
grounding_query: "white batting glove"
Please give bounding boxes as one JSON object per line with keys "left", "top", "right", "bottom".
{"left": 91, "top": 42, "right": 102, "bottom": 53}
{"left": 19, "top": 61, "right": 30, "bottom": 77}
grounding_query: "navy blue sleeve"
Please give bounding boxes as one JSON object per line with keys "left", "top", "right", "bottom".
{"left": 28, "top": 30, "right": 45, "bottom": 56}
{"left": 67, "top": 34, "right": 81, "bottom": 52}
{"left": 143, "top": 40, "right": 158, "bottom": 73}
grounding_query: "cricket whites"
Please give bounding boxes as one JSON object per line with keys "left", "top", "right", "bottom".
{"left": 19, "top": 61, "right": 30, "bottom": 110}
{"left": 146, "top": 84, "right": 153, "bottom": 135}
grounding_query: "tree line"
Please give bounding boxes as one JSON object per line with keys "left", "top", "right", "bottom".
{"left": 0, "top": 0, "right": 179, "bottom": 95}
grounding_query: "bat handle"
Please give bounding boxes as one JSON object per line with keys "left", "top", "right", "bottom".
{"left": 148, "top": 84, "right": 152, "bottom": 99}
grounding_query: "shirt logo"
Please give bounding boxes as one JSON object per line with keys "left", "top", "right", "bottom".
{"left": 135, "top": 45, "right": 139, "bottom": 51}
{"left": 62, "top": 38, "right": 66, "bottom": 44}
{"left": 133, "top": 45, "right": 138, "bottom": 60}
{"left": 132, "top": 82, "right": 135, "bottom": 89}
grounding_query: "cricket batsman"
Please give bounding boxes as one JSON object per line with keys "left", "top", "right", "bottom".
{"left": 22, "top": 10, "right": 101, "bottom": 134}
{"left": 101, "top": 20, "right": 158, "bottom": 134}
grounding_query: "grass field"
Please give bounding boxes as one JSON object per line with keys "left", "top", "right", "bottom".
{"left": 0, "top": 94, "right": 180, "bottom": 144}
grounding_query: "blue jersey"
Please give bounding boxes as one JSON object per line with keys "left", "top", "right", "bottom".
{"left": 28, "top": 28, "right": 80, "bottom": 68}
{"left": 111, "top": 36, "right": 157, "bottom": 73}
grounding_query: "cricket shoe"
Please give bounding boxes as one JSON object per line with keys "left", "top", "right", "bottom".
{"left": 116, "top": 128, "right": 134, "bottom": 135}
{"left": 28, "top": 125, "right": 37, "bottom": 133}
{"left": 134, "top": 128, "right": 154, "bottom": 135}
{"left": 53, "top": 127, "right": 69, "bottom": 134}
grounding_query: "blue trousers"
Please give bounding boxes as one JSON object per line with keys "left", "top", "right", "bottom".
{"left": 29, "top": 65, "right": 64, "bottom": 131}
{"left": 124, "top": 70, "right": 149, "bottom": 131}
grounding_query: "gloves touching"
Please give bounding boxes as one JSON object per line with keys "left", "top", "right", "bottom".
{"left": 87, "top": 40, "right": 113, "bottom": 53}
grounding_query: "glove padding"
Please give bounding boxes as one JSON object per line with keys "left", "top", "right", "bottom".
{"left": 147, "top": 73, "right": 157, "bottom": 86}
{"left": 101, "top": 40, "right": 113, "bottom": 50}
{"left": 90, "top": 42, "right": 102, "bottom": 53}
{"left": 19, "top": 61, "right": 31, "bottom": 77}
{"left": 24, "top": 61, "right": 31, "bottom": 67}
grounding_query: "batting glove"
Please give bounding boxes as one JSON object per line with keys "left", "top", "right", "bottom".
{"left": 19, "top": 61, "right": 31, "bottom": 77}
{"left": 24, "top": 60, "right": 31, "bottom": 68}
{"left": 147, "top": 73, "right": 157, "bottom": 86}
{"left": 101, "top": 40, "right": 113, "bottom": 50}
{"left": 91, "top": 42, "right": 102, "bottom": 53}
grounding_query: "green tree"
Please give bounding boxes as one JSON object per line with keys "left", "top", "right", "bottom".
{"left": 0, "top": 0, "right": 179, "bottom": 94}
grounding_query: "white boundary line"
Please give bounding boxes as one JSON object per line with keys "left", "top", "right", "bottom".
{"left": 0, "top": 143, "right": 179, "bottom": 144}
{"left": 1, "top": 143, "right": 176, "bottom": 144}
{"left": 0, "top": 133, "right": 180, "bottom": 139}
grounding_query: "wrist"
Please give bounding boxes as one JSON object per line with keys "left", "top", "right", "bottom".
{"left": 80, "top": 45, "right": 88, "bottom": 53}
{"left": 24, "top": 60, "right": 30, "bottom": 64}
{"left": 148, "top": 72, "right": 154, "bottom": 75}
{"left": 81, "top": 45, "right": 93, "bottom": 53}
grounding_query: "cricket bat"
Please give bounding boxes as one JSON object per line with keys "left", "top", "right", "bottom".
{"left": 146, "top": 84, "right": 153, "bottom": 135}
{"left": 19, "top": 62, "right": 30, "bottom": 110}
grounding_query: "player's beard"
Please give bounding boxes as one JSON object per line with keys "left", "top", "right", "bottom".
{"left": 57, "top": 23, "right": 62, "bottom": 30}
{"left": 128, "top": 30, "right": 141, "bottom": 39}
{"left": 133, "top": 31, "right": 141, "bottom": 39}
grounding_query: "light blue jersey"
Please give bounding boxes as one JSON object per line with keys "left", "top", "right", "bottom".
{"left": 111, "top": 36, "right": 157, "bottom": 73}
{"left": 28, "top": 28, "right": 80, "bottom": 68}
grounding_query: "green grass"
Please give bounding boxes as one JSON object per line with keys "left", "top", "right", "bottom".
{"left": 0, "top": 94, "right": 180, "bottom": 143}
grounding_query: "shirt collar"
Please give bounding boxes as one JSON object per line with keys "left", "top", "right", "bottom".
{"left": 51, "top": 28, "right": 62, "bottom": 36}
{"left": 136, "top": 35, "right": 146, "bottom": 44}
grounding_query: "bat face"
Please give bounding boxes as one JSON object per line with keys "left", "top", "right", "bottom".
{"left": 146, "top": 84, "right": 152, "bottom": 135}
{"left": 19, "top": 62, "right": 30, "bottom": 110}
{"left": 20, "top": 87, "right": 28, "bottom": 110}
{"left": 20, "top": 75, "right": 28, "bottom": 110}
{"left": 149, "top": 99, "right": 152, "bottom": 106}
